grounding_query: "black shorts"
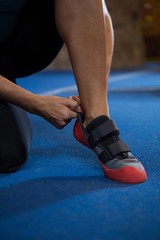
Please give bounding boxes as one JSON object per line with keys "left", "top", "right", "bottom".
{"left": 0, "top": 0, "right": 63, "bottom": 82}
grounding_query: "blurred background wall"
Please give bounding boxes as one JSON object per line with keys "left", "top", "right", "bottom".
{"left": 142, "top": 0, "right": 160, "bottom": 59}
{"left": 47, "top": 0, "right": 160, "bottom": 71}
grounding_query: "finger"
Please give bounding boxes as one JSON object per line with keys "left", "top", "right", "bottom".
{"left": 65, "top": 98, "right": 80, "bottom": 111}
{"left": 66, "top": 108, "right": 78, "bottom": 119}
{"left": 68, "top": 96, "right": 73, "bottom": 100}
{"left": 73, "top": 96, "right": 80, "bottom": 104}
{"left": 69, "top": 95, "right": 80, "bottom": 104}
{"left": 68, "top": 96, "right": 83, "bottom": 113}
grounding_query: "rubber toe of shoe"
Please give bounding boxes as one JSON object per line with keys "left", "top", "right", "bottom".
{"left": 101, "top": 162, "right": 147, "bottom": 184}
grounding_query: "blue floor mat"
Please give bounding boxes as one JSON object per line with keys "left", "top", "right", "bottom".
{"left": 0, "top": 69, "right": 160, "bottom": 240}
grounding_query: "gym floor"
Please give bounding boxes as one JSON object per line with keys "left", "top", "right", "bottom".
{"left": 0, "top": 63, "right": 160, "bottom": 240}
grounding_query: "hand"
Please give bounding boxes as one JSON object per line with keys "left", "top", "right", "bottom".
{"left": 34, "top": 95, "right": 82, "bottom": 129}
{"left": 69, "top": 95, "right": 83, "bottom": 113}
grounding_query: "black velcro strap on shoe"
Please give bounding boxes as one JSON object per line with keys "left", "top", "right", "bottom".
{"left": 107, "top": 140, "right": 130, "bottom": 158}
{"left": 88, "top": 119, "right": 119, "bottom": 146}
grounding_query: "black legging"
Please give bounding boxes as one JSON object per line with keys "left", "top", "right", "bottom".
{"left": 0, "top": 103, "right": 32, "bottom": 173}
{"left": 0, "top": 0, "right": 63, "bottom": 173}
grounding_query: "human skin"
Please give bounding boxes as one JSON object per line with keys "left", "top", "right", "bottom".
{"left": 54, "top": 0, "right": 114, "bottom": 127}
{"left": 0, "top": 75, "right": 81, "bottom": 129}
{"left": 0, "top": 0, "right": 113, "bottom": 129}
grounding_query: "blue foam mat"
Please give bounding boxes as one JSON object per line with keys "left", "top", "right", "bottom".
{"left": 0, "top": 69, "right": 160, "bottom": 240}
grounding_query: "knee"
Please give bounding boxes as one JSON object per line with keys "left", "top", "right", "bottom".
{"left": 0, "top": 145, "right": 28, "bottom": 173}
{"left": 0, "top": 103, "right": 32, "bottom": 173}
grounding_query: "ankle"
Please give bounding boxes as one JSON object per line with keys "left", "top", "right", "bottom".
{"left": 82, "top": 104, "right": 110, "bottom": 128}
{"left": 83, "top": 113, "right": 109, "bottom": 128}
{"left": 83, "top": 117, "right": 94, "bottom": 128}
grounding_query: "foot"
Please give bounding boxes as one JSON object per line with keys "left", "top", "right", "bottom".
{"left": 73, "top": 113, "right": 147, "bottom": 184}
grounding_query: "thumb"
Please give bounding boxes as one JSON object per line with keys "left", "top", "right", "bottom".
{"left": 65, "top": 98, "right": 82, "bottom": 113}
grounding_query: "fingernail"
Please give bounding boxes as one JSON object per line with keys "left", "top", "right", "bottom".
{"left": 78, "top": 106, "right": 82, "bottom": 111}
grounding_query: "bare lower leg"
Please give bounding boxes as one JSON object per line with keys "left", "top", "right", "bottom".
{"left": 54, "top": 0, "right": 114, "bottom": 127}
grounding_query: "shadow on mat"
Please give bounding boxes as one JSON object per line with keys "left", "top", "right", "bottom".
{"left": 0, "top": 176, "right": 132, "bottom": 219}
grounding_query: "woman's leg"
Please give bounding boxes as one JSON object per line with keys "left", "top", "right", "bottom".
{"left": 0, "top": 0, "right": 64, "bottom": 173}
{"left": 0, "top": 102, "right": 32, "bottom": 173}
{"left": 54, "top": 0, "right": 147, "bottom": 183}
{"left": 13, "top": 0, "right": 63, "bottom": 78}
{"left": 0, "top": 44, "right": 32, "bottom": 173}
{"left": 54, "top": 0, "right": 113, "bottom": 127}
